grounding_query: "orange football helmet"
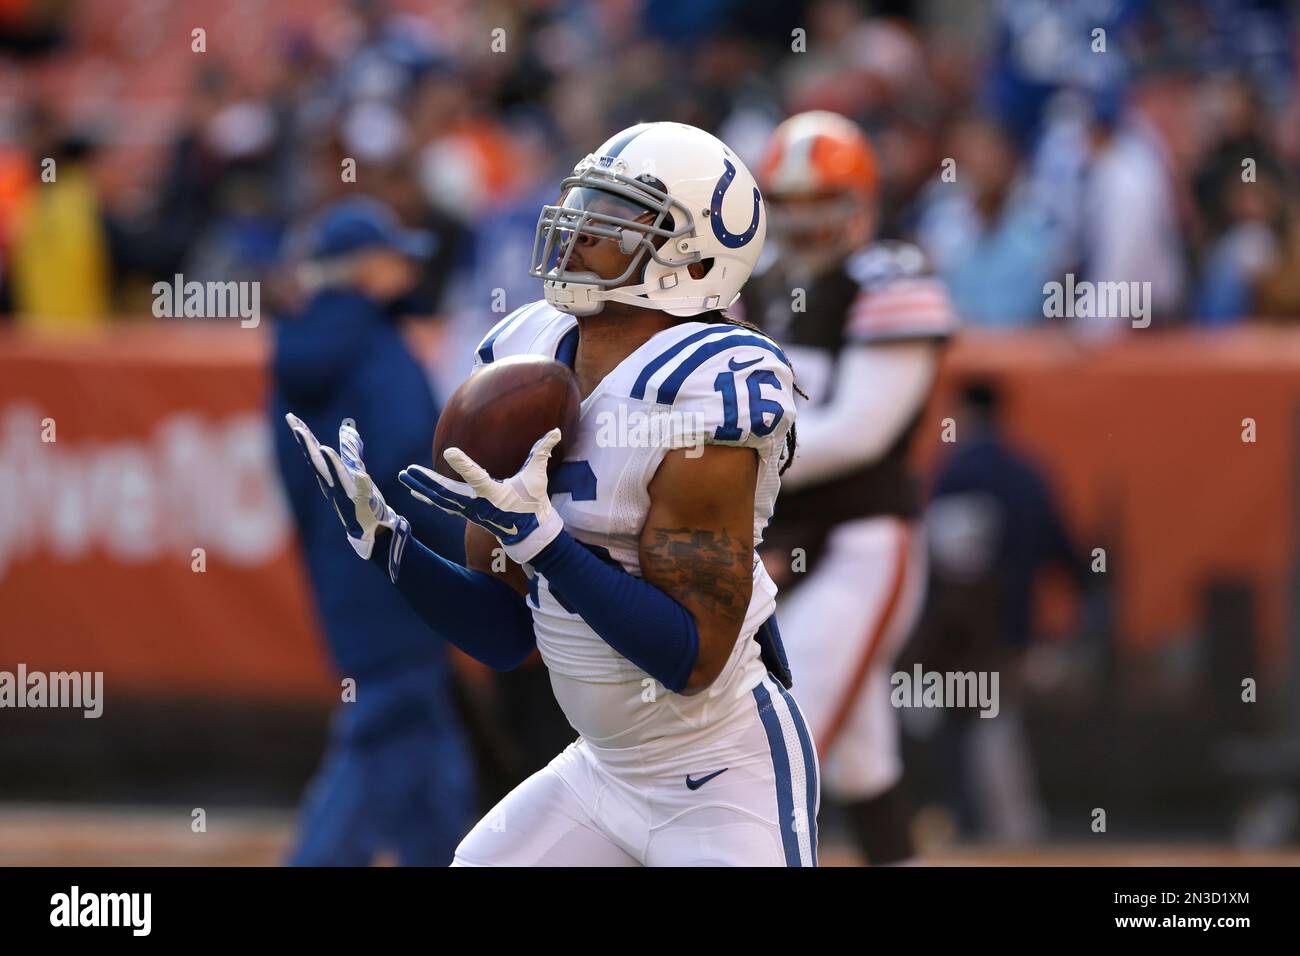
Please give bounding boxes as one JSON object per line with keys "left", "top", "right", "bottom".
{"left": 759, "top": 110, "right": 879, "bottom": 199}
{"left": 758, "top": 111, "right": 879, "bottom": 274}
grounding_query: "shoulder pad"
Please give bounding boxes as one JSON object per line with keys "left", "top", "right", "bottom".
{"left": 844, "top": 241, "right": 959, "bottom": 343}
{"left": 473, "top": 300, "right": 577, "bottom": 368}
{"left": 845, "top": 240, "right": 934, "bottom": 290}
{"left": 628, "top": 323, "right": 795, "bottom": 450}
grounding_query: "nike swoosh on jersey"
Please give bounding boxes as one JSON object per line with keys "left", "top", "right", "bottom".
{"left": 727, "top": 356, "right": 763, "bottom": 371}
{"left": 685, "top": 768, "right": 729, "bottom": 790}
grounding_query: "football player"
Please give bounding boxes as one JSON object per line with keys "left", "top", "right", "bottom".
{"left": 285, "top": 123, "right": 818, "bottom": 866}
{"left": 742, "top": 111, "right": 959, "bottom": 864}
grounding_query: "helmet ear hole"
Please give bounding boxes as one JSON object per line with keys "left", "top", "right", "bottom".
{"left": 689, "top": 258, "right": 715, "bottom": 280}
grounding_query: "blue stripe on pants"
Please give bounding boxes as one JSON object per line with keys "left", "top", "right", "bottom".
{"left": 753, "top": 679, "right": 802, "bottom": 867}
{"left": 776, "top": 681, "right": 820, "bottom": 866}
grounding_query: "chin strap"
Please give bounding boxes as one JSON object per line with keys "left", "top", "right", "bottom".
{"left": 546, "top": 276, "right": 725, "bottom": 316}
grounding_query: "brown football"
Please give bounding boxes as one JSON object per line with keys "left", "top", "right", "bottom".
{"left": 431, "top": 355, "right": 582, "bottom": 481}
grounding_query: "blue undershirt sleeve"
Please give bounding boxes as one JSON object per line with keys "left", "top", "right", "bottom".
{"left": 530, "top": 530, "right": 700, "bottom": 692}
{"left": 372, "top": 526, "right": 537, "bottom": 671}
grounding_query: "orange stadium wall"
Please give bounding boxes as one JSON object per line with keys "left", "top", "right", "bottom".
{"left": 0, "top": 325, "right": 1296, "bottom": 702}
{"left": 924, "top": 329, "right": 1300, "bottom": 674}
{"left": 0, "top": 326, "right": 331, "bottom": 701}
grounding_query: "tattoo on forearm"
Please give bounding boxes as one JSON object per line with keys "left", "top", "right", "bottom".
{"left": 642, "top": 526, "right": 752, "bottom": 623}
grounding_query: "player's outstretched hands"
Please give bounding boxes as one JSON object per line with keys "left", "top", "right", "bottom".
{"left": 400, "top": 428, "right": 563, "bottom": 564}
{"left": 284, "top": 413, "right": 408, "bottom": 567}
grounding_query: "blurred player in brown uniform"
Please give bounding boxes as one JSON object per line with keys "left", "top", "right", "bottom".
{"left": 743, "top": 112, "right": 958, "bottom": 864}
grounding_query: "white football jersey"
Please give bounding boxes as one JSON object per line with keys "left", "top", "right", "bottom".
{"left": 473, "top": 300, "right": 798, "bottom": 763}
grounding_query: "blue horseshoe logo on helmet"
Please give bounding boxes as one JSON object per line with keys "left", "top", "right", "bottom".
{"left": 710, "top": 159, "right": 761, "bottom": 248}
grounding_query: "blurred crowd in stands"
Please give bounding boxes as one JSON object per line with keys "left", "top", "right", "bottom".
{"left": 1, "top": 0, "right": 1298, "bottom": 352}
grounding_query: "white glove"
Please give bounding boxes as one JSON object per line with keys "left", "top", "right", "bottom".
{"left": 399, "top": 428, "right": 564, "bottom": 564}
{"left": 284, "top": 413, "right": 407, "bottom": 565}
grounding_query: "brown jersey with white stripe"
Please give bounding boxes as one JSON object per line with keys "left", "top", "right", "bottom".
{"left": 739, "top": 240, "right": 957, "bottom": 554}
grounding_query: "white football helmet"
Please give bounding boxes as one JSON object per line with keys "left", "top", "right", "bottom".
{"left": 529, "top": 122, "right": 766, "bottom": 317}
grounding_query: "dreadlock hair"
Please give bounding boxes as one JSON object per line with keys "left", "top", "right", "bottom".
{"left": 713, "top": 309, "right": 805, "bottom": 476}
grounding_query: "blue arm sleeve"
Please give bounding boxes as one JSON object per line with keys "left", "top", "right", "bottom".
{"left": 530, "top": 531, "right": 700, "bottom": 692}
{"left": 373, "top": 528, "right": 537, "bottom": 671}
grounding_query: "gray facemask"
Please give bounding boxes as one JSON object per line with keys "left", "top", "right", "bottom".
{"left": 529, "top": 166, "right": 700, "bottom": 298}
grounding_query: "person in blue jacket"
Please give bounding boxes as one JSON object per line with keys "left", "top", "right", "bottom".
{"left": 270, "top": 196, "right": 473, "bottom": 865}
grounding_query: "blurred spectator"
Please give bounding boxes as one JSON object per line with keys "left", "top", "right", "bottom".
{"left": 436, "top": 108, "right": 565, "bottom": 393}
{"left": 331, "top": 0, "right": 443, "bottom": 106}
{"left": 1193, "top": 162, "right": 1285, "bottom": 323}
{"left": 270, "top": 196, "right": 472, "bottom": 866}
{"left": 1193, "top": 76, "right": 1282, "bottom": 238}
{"left": 408, "top": 71, "right": 519, "bottom": 223}
{"left": 929, "top": 380, "right": 1088, "bottom": 679}
{"left": 1191, "top": 74, "right": 1289, "bottom": 323}
{"left": 1254, "top": 201, "right": 1300, "bottom": 319}
{"left": 8, "top": 113, "right": 111, "bottom": 329}
{"left": 874, "top": 106, "right": 945, "bottom": 241}
{"left": 1197, "top": 0, "right": 1296, "bottom": 115}
{"left": 266, "top": 29, "right": 337, "bottom": 221}
{"left": 371, "top": 150, "right": 467, "bottom": 321}
{"left": 0, "top": 0, "right": 73, "bottom": 56}
{"left": 0, "top": 112, "right": 34, "bottom": 315}
{"left": 912, "top": 380, "right": 1087, "bottom": 841}
{"left": 1071, "top": 86, "right": 1187, "bottom": 326}
{"left": 181, "top": 166, "right": 286, "bottom": 292}
{"left": 107, "top": 65, "right": 240, "bottom": 286}
{"left": 916, "top": 114, "right": 1063, "bottom": 326}
{"left": 4, "top": 0, "right": 1297, "bottom": 334}
{"left": 1034, "top": 87, "right": 1190, "bottom": 332}
{"left": 165, "top": 76, "right": 287, "bottom": 294}
{"left": 981, "top": 0, "right": 1141, "bottom": 148}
